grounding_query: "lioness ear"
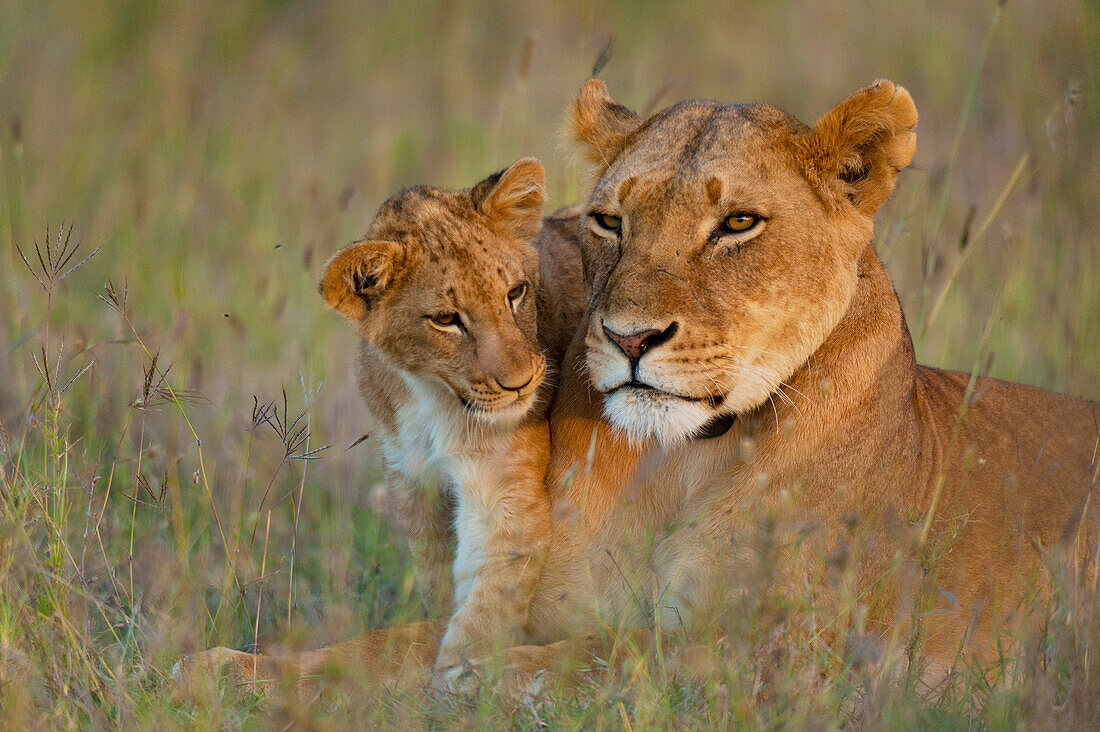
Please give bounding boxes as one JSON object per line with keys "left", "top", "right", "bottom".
{"left": 799, "top": 80, "right": 918, "bottom": 216}
{"left": 571, "top": 79, "right": 643, "bottom": 171}
{"left": 320, "top": 239, "right": 405, "bottom": 322}
{"left": 471, "top": 158, "right": 546, "bottom": 241}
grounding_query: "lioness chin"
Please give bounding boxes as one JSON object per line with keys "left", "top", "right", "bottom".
{"left": 180, "top": 80, "right": 1098, "bottom": 701}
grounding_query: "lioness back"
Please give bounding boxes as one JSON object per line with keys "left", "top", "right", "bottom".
{"left": 319, "top": 159, "right": 584, "bottom": 686}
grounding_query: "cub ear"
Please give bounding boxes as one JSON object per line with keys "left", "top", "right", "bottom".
{"left": 571, "top": 79, "right": 643, "bottom": 171}
{"left": 319, "top": 239, "right": 406, "bottom": 322}
{"left": 471, "top": 158, "right": 546, "bottom": 241}
{"left": 798, "top": 80, "right": 918, "bottom": 217}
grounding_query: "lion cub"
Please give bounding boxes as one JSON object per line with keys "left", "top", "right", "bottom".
{"left": 320, "top": 159, "right": 583, "bottom": 684}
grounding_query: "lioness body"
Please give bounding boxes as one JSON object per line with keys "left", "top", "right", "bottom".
{"left": 535, "top": 80, "right": 1097, "bottom": 669}
{"left": 531, "top": 245, "right": 1097, "bottom": 666}
{"left": 184, "top": 81, "right": 1098, "bottom": 697}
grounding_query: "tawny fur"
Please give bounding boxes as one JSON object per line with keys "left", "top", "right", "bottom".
{"left": 181, "top": 80, "right": 1099, "bottom": 699}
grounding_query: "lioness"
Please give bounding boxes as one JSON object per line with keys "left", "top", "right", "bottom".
{"left": 317, "top": 159, "right": 584, "bottom": 683}
{"left": 183, "top": 80, "right": 1098, "bottom": 697}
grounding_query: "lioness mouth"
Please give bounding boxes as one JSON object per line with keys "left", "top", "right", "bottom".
{"left": 609, "top": 380, "right": 725, "bottom": 408}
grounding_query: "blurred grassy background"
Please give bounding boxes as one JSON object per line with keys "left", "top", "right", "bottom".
{"left": 1, "top": 0, "right": 1097, "bottom": 726}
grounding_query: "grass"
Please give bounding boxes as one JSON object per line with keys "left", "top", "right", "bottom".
{"left": 1, "top": 0, "right": 1098, "bottom": 727}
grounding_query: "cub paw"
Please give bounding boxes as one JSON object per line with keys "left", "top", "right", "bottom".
{"left": 430, "top": 657, "right": 485, "bottom": 696}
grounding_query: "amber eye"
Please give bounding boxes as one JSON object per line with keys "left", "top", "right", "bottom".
{"left": 720, "top": 213, "right": 759, "bottom": 234}
{"left": 430, "top": 311, "right": 461, "bottom": 329}
{"left": 590, "top": 212, "right": 623, "bottom": 234}
{"left": 507, "top": 282, "right": 527, "bottom": 304}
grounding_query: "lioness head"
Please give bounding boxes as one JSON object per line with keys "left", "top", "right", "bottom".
{"left": 321, "top": 159, "right": 548, "bottom": 424}
{"left": 571, "top": 80, "right": 917, "bottom": 444}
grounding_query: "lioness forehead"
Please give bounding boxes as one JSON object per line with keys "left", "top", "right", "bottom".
{"left": 599, "top": 101, "right": 808, "bottom": 194}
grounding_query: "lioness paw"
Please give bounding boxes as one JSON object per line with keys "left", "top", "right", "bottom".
{"left": 171, "top": 646, "right": 275, "bottom": 700}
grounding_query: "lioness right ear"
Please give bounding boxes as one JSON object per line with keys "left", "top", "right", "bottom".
{"left": 571, "top": 79, "right": 644, "bottom": 171}
{"left": 798, "top": 80, "right": 918, "bottom": 217}
{"left": 319, "top": 239, "right": 405, "bottom": 322}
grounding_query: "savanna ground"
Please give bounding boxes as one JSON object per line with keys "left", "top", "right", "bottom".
{"left": 1, "top": 0, "right": 1098, "bottom": 728}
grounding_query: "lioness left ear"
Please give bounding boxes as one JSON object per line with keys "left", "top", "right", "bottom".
{"left": 319, "top": 239, "right": 406, "bottom": 322}
{"left": 798, "top": 80, "right": 918, "bottom": 217}
{"left": 471, "top": 158, "right": 546, "bottom": 241}
{"left": 570, "top": 79, "right": 644, "bottom": 173}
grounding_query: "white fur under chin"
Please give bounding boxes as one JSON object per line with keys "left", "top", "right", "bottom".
{"left": 468, "top": 397, "right": 531, "bottom": 427}
{"left": 603, "top": 388, "right": 716, "bottom": 446}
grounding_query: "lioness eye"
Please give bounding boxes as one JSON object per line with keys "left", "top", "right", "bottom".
{"left": 721, "top": 213, "right": 759, "bottom": 233}
{"left": 508, "top": 282, "right": 527, "bottom": 303}
{"left": 591, "top": 212, "right": 623, "bottom": 234}
{"left": 430, "top": 311, "right": 461, "bottom": 328}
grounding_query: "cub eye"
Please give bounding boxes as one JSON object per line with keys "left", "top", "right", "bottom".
{"left": 507, "top": 282, "right": 527, "bottom": 305}
{"left": 719, "top": 212, "right": 759, "bottom": 234}
{"left": 430, "top": 311, "right": 462, "bottom": 329}
{"left": 590, "top": 212, "right": 623, "bottom": 234}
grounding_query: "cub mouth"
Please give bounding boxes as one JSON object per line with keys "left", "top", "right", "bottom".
{"left": 606, "top": 380, "right": 726, "bottom": 409}
{"left": 452, "top": 359, "right": 546, "bottom": 421}
{"left": 456, "top": 389, "right": 538, "bottom": 421}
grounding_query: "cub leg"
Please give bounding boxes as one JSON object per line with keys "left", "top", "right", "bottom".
{"left": 434, "top": 418, "right": 552, "bottom": 687}
{"left": 383, "top": 471, "right": 455, "bottom": 617}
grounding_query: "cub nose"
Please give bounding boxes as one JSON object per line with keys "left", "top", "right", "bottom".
{"left": 602, "top": 322, "right": 679, "bottom": 361}
{"left": 496, "top": 371, "right": 537, "bottom": 392}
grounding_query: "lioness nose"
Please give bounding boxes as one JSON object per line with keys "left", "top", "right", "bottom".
{"left": 602, "top": 322, "right": 678, "bottom": 361}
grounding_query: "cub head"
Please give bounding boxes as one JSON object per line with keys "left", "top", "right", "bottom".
{"left": 571, "top": 79, "right": 917, "bottom": 444}
{"left": 321, "top": 158, "right": 548, "bottom": 424}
